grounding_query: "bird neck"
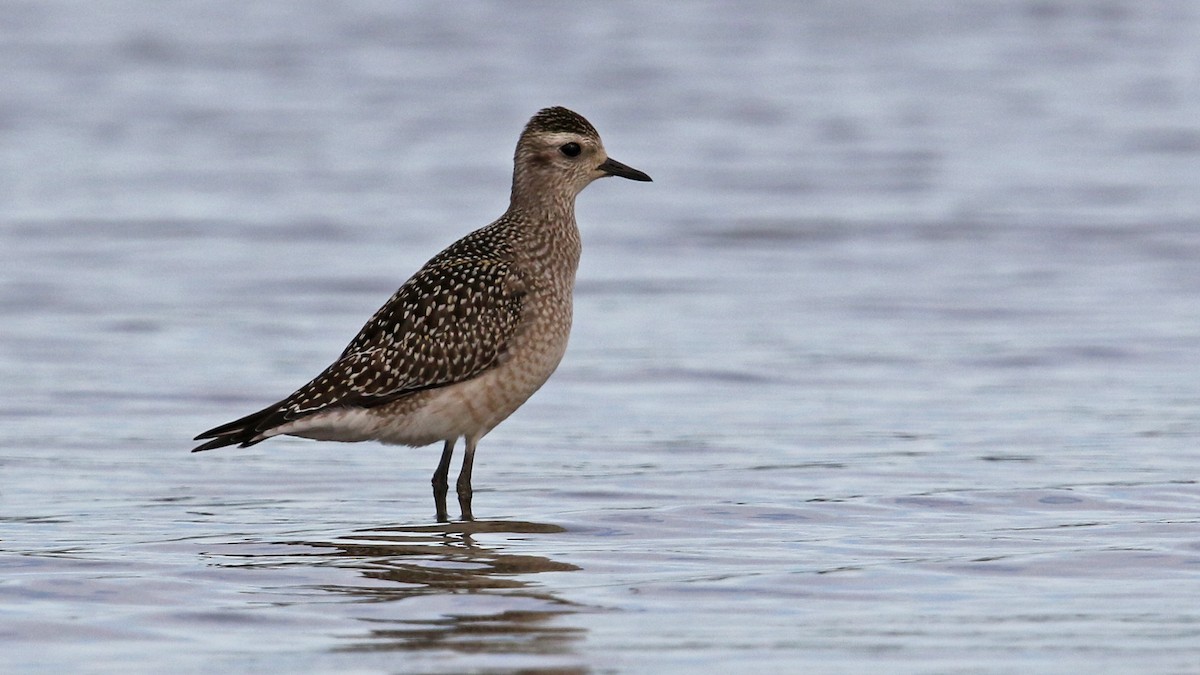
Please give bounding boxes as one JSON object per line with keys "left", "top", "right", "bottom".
{"left": 509, "top": 175, "right": 578, "bottom": 215}
{"left": 503, "top": 200, "right": 582, "bottom": 285}
{"left": 507, "top": 172, "right": 580, "bottom": 240}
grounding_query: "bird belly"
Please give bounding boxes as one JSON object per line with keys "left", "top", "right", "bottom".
{"left": 370, "top": 333, "right": 569, "bottom": 445}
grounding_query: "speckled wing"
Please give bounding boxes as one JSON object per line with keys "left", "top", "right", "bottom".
{"left": 193, "top": 225, "right": 525, "bottom": 449}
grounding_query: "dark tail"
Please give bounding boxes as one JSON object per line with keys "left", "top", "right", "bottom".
{"left": 192, "top": 404, "right": 280, "bottom": 452}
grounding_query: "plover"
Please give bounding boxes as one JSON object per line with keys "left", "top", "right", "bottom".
{"left": 193, "top": 106, "right": 651, "bottom": 520}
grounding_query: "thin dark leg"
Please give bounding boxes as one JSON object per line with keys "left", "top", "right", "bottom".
{"left": 456, "top": 436, "right": 477, "bottom": 521}
{"left": 432, "top": 439, "right": 454, "bottom": 522}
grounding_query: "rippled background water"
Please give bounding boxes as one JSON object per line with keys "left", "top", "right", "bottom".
{"left": 3, "top": 1, "right": 1200, "bottom": 673}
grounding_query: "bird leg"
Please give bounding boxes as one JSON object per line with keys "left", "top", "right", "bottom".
{"left": 456, "top": 436, "right": 477, "bottom": 521}
{"left": 432, "top": 439, "right": 454, "bottom": 522}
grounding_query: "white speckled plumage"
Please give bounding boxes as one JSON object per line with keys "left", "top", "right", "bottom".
{"left": 193, "top": 106, "right": 650, "bottom": 516}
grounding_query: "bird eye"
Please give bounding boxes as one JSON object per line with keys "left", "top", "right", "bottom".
{"left": 559, "top": 142, "right": 581, "bottom": 157}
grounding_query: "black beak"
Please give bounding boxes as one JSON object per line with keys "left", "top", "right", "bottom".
{"left": 598, "top": 157, "right": 652, "bottom": 182}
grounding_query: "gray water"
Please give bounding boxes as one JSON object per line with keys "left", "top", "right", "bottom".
{"left": 3, "top": 2, "right": 1200, "bottom": 673}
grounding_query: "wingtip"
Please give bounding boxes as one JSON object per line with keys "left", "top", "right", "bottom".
{"left": 190, "top": 439, "right": 222, "bottom": 453}
{"left": 191, "top": 403, "right": 281, "bottom": 453}
{"left": 191, "top": 431, "right": 270, "bottom": 453}
{"left": 191, "top": 434, "right": 240, "bottom": 453}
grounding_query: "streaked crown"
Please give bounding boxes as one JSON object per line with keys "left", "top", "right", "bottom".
{"left": 522, "top": 107, "right": 600, "bottom": 139}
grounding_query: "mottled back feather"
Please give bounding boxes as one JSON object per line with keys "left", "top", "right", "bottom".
{"left": 194, "top": 219, "right": 526, "bottom": 447}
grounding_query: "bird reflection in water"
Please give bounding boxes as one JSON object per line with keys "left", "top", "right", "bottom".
{"left": 265, "top": 519, "right": 585, "bottom": 659}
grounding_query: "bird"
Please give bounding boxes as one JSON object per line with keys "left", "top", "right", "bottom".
{"left": 192, "top": 106, "right": 651, "bottom": 520}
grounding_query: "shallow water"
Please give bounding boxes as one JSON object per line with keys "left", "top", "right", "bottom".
{"left": 3, "top": 1, "right": 1200, "bottom": 673}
